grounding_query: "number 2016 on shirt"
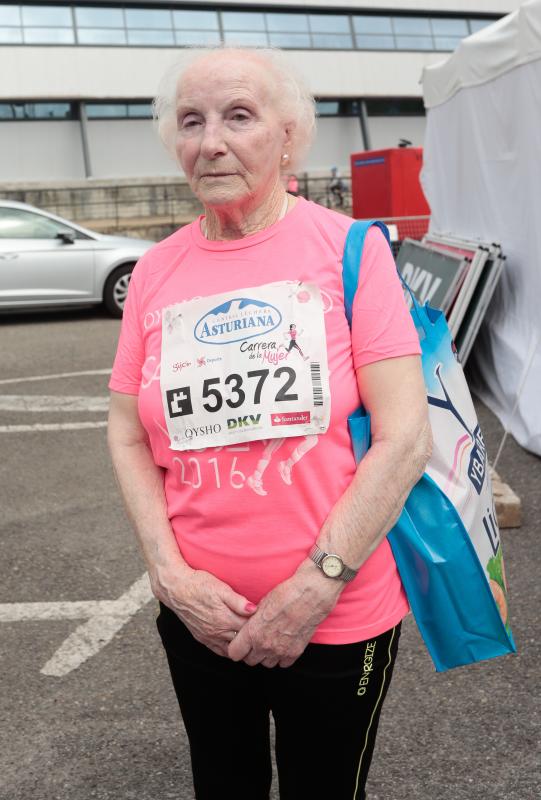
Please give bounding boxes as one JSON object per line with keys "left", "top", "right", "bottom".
{"left": 166, "top": 367, "right": 298, "bottom": 419}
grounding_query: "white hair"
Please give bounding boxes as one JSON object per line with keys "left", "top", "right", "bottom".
{"left": 152, "top": 46, "right": 316, "bottom": 174}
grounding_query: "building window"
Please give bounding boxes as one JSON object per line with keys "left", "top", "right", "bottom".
{"left": 309, "top": 14, "right": 353, "bottom": 49}
{"left": 77, "top": 28, "right": 126, "bottom": 45}
{"left": 316, "top": 101, "right": 340, "bottom": 116}
{"left": 266, "top": 12, "right": 310, "bottom": 48}
{"left": 468, "top": 19, "right": 493, "bottom": 34}
{"left": 0, "top": 5, "right": 501, "bottom": 54}
{"left": 222, "top": 11, "right": 266, "bottom": 32}
{"left": 222, "top": 30, "right": 268, "bottom": 46}
{"left": 173, "top": 9, "right": 220, "bottom": 46}
{"left": 267, "top": 13, "right": 309, "bottom": 33}
{"left": 222, "top": 11, "right": 268, "bottom": 46}
{"left": 23, "top": 27, "right": 74, "bottom": 44}
{"left": 353, "top": 16, "right": 394, "bottom": 50}
{"left": 0, "top": 28, "right": 22, "bottom": 43}
{"left": 127, "top": 28, "right": 174, "bottom": 46}
{"left": 354, "top": 15, "right": 393, "bottom": 35}
{"left": 127, "top": 102, "right": 153, "bottom": 118}
{"left": 172, "top": 10, "right": 219, "bottom": 31}
{"left": 85, "top": 102, "right": 152, "bottom": 119}
{"left": 75, "top": 7, "right": 124, "bottom": 28}
{"left": 393, "top": 16, "right": 431, "bottom": 36}
{"left": 125, "top": 8, "right": 174, "bottom": 45}
{"left": 316, "top": 100, "right": 361, "bottom": 117}
{"left": 0, "top": 101, "right": 74, "bottom": 119}
{"left": 21, "top": 3, "right": 75, "bottom": 44}
{"left": 174, "top": 29, "right": 220, "bottom": 45}
{"left": 431, "top": 17, "right": 469, "bottom": 36}
{"left": 124, "top": 8, "right": 171, "bottom": 29}
{"left": 75, "top": 6, "right": 126, "bottom": 43}
{"left": 21, "top": 5, "right": 72, "bottom": 27}
{"left": 392, "top": 16, "right": 432, "bottom": 51}
{"left": 365, "top": 98, "right": 425, "bottom": 116}
{"left": 0, "top": 5, "right": 21, "bottom": 25}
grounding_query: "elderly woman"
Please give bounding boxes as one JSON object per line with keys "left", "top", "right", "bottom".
{"left": 108, "top": 47, "right": 431, "bottom": 800}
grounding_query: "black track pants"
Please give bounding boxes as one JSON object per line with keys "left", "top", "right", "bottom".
{"left": 157, "top": 603, "right": 401, "bottom": 800}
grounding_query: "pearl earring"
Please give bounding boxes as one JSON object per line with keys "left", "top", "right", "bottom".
{"left": 281, "top": 153, "right": 289, "bottom": 164}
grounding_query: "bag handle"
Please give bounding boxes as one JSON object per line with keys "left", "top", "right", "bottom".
{"left": 342, "top": 219, "right": 427, "bottom": 338}
{"left": 342, "top": 220, "right": 390, "bottom": 327}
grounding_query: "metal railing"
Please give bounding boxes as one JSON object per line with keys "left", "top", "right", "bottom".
{"left": 1, "top": 181, "right": 201, "bottom": 228}
{"left": 2, "top": 177, "right": 429, "bottom": 245}
{"left": 298, "top": 174, "right": 352, "bottom": 211}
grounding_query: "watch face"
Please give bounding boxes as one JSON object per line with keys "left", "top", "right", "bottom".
{"left": 321, "top": 554, "right": 343, "bottom": 578}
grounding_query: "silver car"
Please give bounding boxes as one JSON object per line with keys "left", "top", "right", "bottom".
{"left": 0, "top": 200, "right": 155, "bottom": 317}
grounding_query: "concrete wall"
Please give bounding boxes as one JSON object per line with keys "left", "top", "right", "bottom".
{"left": 0, "top": 114, "right": 427, "bottom": 181}
{"left": 306, "top": 118, "right": 364, "bottom": 173}
{"left": 87, "top": 117, "right": 364, "bottom": 179}
{"left": 366, "top": 116, "right": 427, "bottom": 150}
{"left": 87, "top": 119, "right": 178, "bottom": 178}
{"left": 84, "top": 116, "right": 424, "bottom": 178}
{"left": 0, "top": 46, "right": 444, "bottom": 101}
{"left": 0, "top": 121, "right": 85, "bottom": 182}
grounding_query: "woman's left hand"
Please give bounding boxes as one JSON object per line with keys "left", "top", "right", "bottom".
{"left": 227, "top": 563, "right": 343, "bottom": 668}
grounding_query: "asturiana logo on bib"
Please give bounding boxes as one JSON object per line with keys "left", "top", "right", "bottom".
{"left": 194, "top": 297, "right": 282, "bottom": 345}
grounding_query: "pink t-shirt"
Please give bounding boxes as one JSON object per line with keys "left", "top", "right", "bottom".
{"left": 110, "top": 197, "right": 421, "bottom": 643}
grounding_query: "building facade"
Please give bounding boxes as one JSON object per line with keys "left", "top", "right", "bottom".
{"left": 0, "top": 1, "right": 521, "bottom": 182}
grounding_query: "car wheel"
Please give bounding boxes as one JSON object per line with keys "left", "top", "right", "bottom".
{"left": 103, "top": 264, "right": 134, "bottom": 318}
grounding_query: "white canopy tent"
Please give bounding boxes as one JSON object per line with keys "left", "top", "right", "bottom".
{"left": 421, "top": 0, "right": 541, "bottom": 456}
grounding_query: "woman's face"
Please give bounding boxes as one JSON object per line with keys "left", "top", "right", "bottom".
{"left": 174, "top": 52, "right": 289, "bottom": 210}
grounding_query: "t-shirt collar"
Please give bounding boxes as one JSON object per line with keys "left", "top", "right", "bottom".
{"left": 190, "top": 195, "right": 306, "bottom": 251}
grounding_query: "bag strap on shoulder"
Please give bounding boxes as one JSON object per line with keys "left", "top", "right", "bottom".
{"left": 342, "top": 220, "right": 391, "bottom": 327}
{"left": 342, "top": 219, "right": 427, "bottom": 336}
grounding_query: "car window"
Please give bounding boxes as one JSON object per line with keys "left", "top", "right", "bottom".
{"left": 0, "top": 207, "right": 85, "bottom": 239}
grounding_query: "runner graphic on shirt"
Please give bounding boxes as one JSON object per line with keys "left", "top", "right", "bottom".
{"left": 284, "top": 324, "right": 309, "bottom": 361}
{"left": 246, "top": 435, "right": 318, "bottom": 496}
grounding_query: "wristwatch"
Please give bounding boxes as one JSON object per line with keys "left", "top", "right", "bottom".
{"left": 309, "top": 544, "right": 358, "bottom": 582}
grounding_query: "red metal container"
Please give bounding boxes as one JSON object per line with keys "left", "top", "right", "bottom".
{"left": 350, "top": 147, "right": 430, "bottom": 238}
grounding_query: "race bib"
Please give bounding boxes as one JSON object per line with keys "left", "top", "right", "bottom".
{"left": 160, "top": 281, "right": 331, "bottom": 450}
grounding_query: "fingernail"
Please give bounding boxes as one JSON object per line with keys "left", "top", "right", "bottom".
{"left": 245, "top": 602, "right": 257, "bottom": 613}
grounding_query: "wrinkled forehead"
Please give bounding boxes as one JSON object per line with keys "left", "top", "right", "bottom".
{"left": 176, "top": 51, "right": 277, "bottom": 107}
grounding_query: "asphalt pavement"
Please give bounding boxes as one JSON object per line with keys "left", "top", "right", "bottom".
{"left": 0, "top": 307, "right": 539, "bottom": 800}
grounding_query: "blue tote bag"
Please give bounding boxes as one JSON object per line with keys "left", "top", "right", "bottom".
{"left": 343, "top": 220, "right": 515, "bottom": 672}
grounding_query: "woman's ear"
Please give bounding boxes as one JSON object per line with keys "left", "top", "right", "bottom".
{"left": 283, "top": 122, "right": 295, "bottom": 151}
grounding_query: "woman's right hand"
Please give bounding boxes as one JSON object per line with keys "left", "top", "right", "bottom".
{"left": 152, "top": 567, "right": 257, "bottom": 657}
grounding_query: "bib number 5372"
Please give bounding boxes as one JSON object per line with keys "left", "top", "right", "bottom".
{"left": 167, "top": 367, "right": 298, "bottom": 420}
{"left": 203, "top": 367, "right": 297, "bottom": 412}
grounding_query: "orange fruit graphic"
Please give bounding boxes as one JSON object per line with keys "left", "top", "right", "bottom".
{"left": 490, "top": 579, "right": 508, "bottom": 624}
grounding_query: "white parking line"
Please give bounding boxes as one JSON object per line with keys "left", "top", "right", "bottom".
{"left": 0, "top": 599, "right": 122, "bottom": 622}
{"left": 0, "top": 368, "right": 111, "bottom": 386}
{"left": 0, "top": 573, "right": 154, "bottom": 677}
{"left": 0, "top": 395, "right": 109, "bottom": 412}
{"left": 0, "top": 421, "right": 107, "bottom": 433}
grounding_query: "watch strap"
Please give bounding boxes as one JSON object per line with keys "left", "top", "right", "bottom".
{"left": 340, "top": 564, "right": 358, "bottom": 582}
{"left": 309, "top": 543, "right": 325, "bottom": 568}
{"left": 309, "top": 544, "right": 358, "bottom": 583}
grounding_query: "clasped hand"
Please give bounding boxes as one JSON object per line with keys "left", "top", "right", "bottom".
{"left": 158, "top": 564, "right": 341, "bottom": 666}
{"left": 228, "top": 567, "right": 342, "bottom": 668}
{"left": 155, "top": 568, "right": 258, "bottom": 658}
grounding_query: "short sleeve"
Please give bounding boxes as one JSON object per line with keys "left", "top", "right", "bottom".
{"left": 109, "top": 264, "right": 145, "bottom": 395}
{"left": 351, "top": 226, "right": 421, "bottom": 369}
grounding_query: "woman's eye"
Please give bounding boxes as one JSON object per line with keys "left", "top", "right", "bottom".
{"left": 231, "top": 111, "right": 250, "bottom": 122}
{"left": 180, "top": 116, "right": 201, "bottom": 129}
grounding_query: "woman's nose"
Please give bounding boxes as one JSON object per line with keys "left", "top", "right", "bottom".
{"left": 200, "top": 120, "right": 228, "bottom": 159}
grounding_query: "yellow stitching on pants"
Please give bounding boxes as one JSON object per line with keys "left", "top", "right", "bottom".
{"left": 352, "top": 626, "right": 396, "bottom": 800}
